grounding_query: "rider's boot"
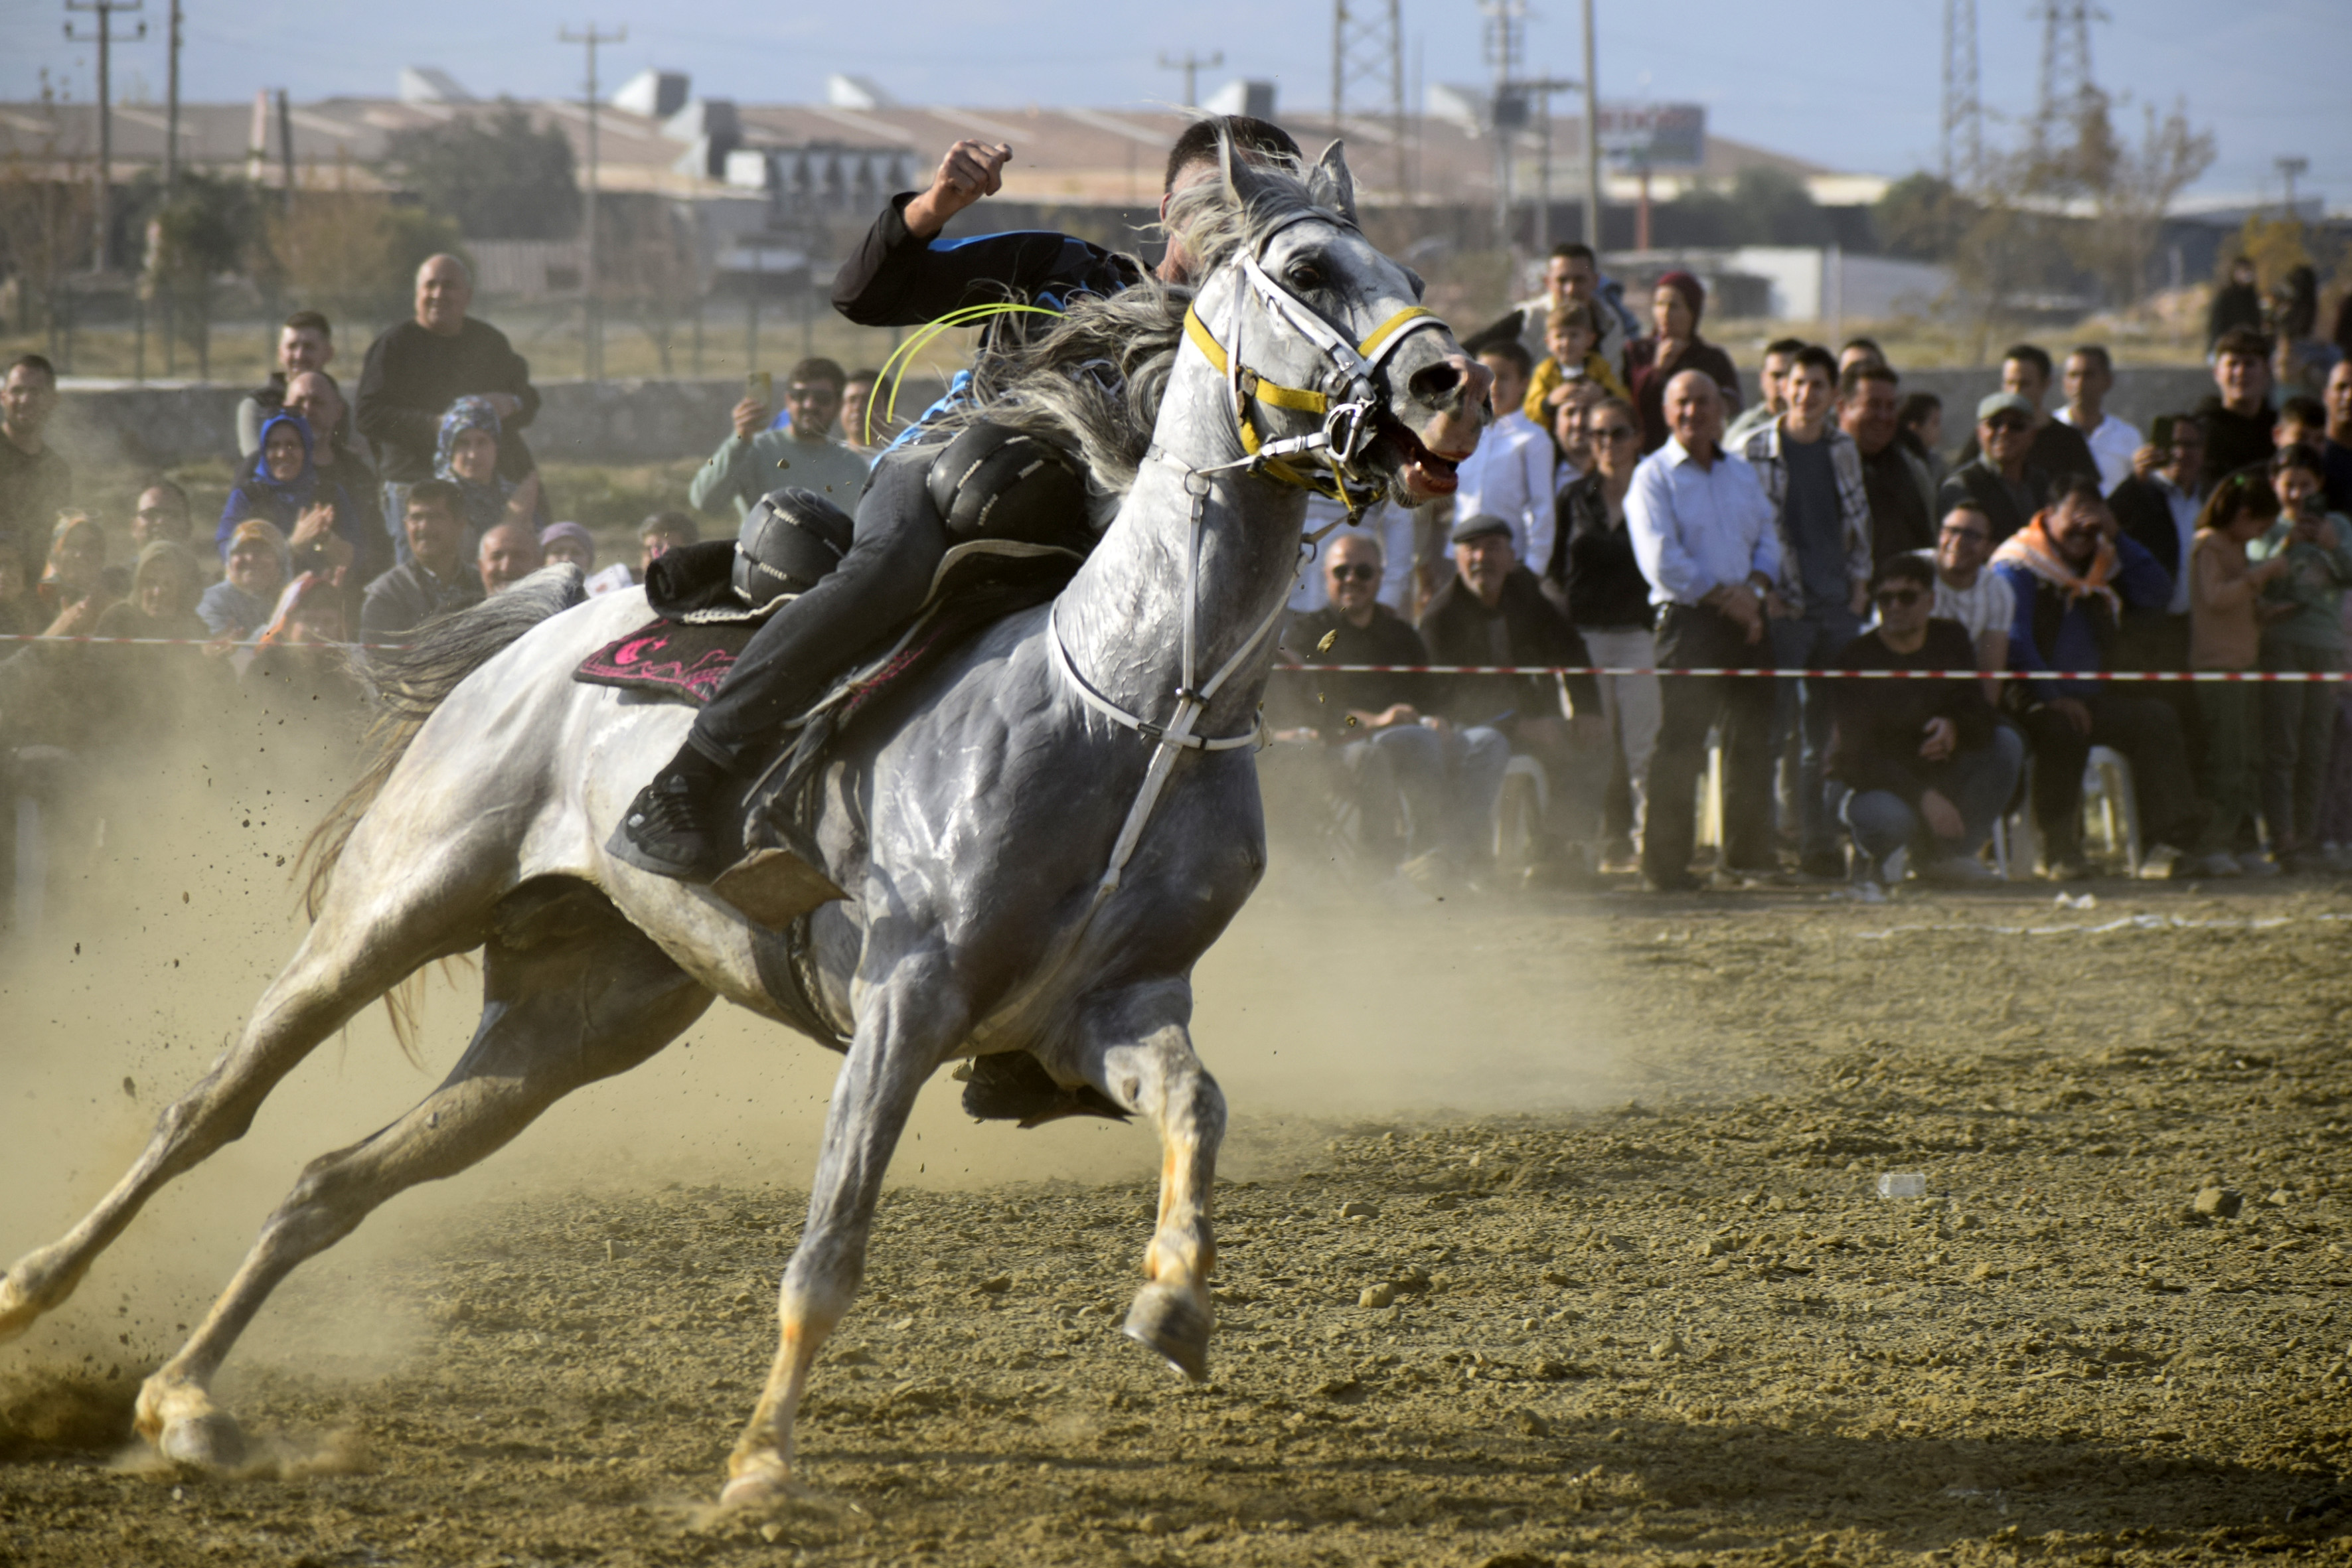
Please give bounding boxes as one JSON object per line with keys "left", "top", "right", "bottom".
{"left": 620, "top": 742, "right": 732, "bottom": 882}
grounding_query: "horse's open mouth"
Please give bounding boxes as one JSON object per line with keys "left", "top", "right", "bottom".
{"left": 1377, "top": 418, "right": 1464, "bottom": 499}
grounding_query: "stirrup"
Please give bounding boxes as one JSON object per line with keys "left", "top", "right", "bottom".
{"left": 711, "top": 821, "right": 847, "bottom": 927}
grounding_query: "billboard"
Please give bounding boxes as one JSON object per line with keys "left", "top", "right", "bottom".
{"left": 1597, "top": 103, "right": 1706, "bottom": 170}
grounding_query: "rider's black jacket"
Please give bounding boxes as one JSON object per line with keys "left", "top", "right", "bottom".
{"left": 831, "top": 193, "right": 1147, "bottom": 345}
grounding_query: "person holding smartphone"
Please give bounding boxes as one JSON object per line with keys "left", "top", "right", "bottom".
{"left": 687, "top": 357, "right": 872, "bottom": 524}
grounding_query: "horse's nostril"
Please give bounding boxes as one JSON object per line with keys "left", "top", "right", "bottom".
{"left": 1408, "top": 362, "right": 1462, "bottom": 403}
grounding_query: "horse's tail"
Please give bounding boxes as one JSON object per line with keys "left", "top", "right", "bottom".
{"left": 299, "top": 564, "right": 588, "bottom": 922}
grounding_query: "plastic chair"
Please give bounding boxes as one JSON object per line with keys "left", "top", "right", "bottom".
{"left": 1494, "top": 753, "right": 1550, "bottom": 872}
{"left": 2003, "top": 745, "right": 2142, "bottom": 876}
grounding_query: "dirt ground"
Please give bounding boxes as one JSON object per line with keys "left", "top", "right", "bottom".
{"left": 4, "top": 877, "right": 2349, "bottom": 1568}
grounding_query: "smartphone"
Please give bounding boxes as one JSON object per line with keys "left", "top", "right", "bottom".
{"left": 747, "top": 370, "right": 772, "bottom": 408}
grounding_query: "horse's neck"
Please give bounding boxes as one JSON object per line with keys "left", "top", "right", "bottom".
{"left": 1056, "top": 357, "right": 1311, "bottom": 732}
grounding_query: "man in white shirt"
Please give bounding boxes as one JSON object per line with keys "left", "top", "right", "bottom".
{"left": 1454, "top": 341, "right": 1559, "bottom": 571}
{"left": 1908, "top": 503, "right": 2013, "bottom": 694}
{"left": 1626, "top": 369, "right": 1784, "bottom": 891}
{"left": 2055, "top": 345, "right": 2142, "bottom": 495}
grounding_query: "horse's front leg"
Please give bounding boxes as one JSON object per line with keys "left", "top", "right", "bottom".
{"left": 721, "top": 955, "right": 965, "bottom": 1510}
{"left": 1075, "top": 983, "right": 1224, "bottom": 1380}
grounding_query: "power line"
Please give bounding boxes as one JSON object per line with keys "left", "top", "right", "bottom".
{"left": 62, "top": 0, "right": 145, "bottom": 272}
{"left": 1941, "top": 0, "right": 1980, "bottom": 190}
{"left": 558, "top": 20, "right": 625, "bottom": 382}
{"left": 1331, "top": 0, "right": 1405, "bottom": 196}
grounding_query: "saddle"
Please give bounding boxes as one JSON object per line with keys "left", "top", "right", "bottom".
{"left": 576, "top": 441, "right": 1089, "bottom": 927}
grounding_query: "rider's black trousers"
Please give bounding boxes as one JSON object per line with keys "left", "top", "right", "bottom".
{"left": 685, "top": 450, "right": 947, "bottom": 772}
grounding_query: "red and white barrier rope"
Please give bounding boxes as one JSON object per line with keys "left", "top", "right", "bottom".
{"left": 1278, "top": 663, "right": 2352, "bottom": 682}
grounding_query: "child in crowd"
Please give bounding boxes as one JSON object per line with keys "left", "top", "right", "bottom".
{"left": 2188, "top": 469, "right": 2291, "bottom": 877}
{"left": 2251, "top": 443, "right": 2352, "bottom": 870}
{"left": 1523, "top": 299, "right": 1630, "bottom": 426}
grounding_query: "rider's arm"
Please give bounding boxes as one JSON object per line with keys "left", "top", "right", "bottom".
{"left": 830, "top": 194, "right": 1138, "bottom": 328}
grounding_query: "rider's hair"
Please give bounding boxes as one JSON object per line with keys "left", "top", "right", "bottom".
{"left": 1163, "top": 115, "right": 1301, "bottom": 193}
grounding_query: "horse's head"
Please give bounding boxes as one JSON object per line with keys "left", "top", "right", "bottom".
{"left": 1170, "top": 140, "right": 1491, "bottom": 507}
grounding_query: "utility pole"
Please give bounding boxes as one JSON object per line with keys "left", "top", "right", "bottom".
{"left": 1940, "top": 0, "right": 1981, "bottom": 191}
{"left": 1331, "top": 0, "right": 1407, "bottom": 196}
{"left": 1579, "top": 0, "right": 1601, "bottom": 249}
{"left": 162, "top": 0, "right": 181, "bottom": 196}
{"left": 2276, "top": 155, "right": 2309, "bottom": 220}
{"left": 1517, "top": 77, "right": 1580, "bottom": 256}
{"left": 64, "top": 0, "right": 145, "bottom": 272}
{"left": 1156, "top": 49, "right": 1221, "bottom": 110}
{"left": 560, "top": 20, "right": 625, "bottom": 382}
{"left": 276, "top": 88, "right": 295, "bottom": 212}
{"left": 1480, "top": 0, "right": 1526, "bottom": 248}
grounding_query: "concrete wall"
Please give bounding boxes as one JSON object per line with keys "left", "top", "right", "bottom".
{"left": 47, "top": 364, "right": 2218, "bottom": 477}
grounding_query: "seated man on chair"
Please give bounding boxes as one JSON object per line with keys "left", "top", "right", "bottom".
{"left": 1825, "top": 554, "right": 2022, "bottom": 890}
{"left": 1990, "top": 473, "right": 2201, "bottom": 879}
{"left": 1280, "top": 532, "right": 1509, "bottom": 888}
{"left": 622, "top": 115, "right": 1305, "bottom": 880}
{"left": 1418, "top": 514, "right": 1610, "bottom": 885}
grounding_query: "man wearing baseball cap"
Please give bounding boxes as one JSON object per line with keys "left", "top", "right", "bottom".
{"left": 1937, "top": 391, "right": 2050, "bottom": 546}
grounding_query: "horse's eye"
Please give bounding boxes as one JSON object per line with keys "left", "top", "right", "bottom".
{"left": 1287, "top": 261, "right": 1326, "bottom": 291}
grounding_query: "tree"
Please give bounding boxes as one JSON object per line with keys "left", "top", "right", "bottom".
{"left": 2049, "top": 91, "right": 2215, "bottom": 307}
{"left": 147, "top": 170, "right": 261, "bottom": 378}
{"left": 384, "top": 102, "right": 582, "bottom": 240}
{"left": 1873, "top": 173, "right": 1976, "bottom": 262}
{"left": 1727, "top": 167, "right": 1830, "bottom": 247}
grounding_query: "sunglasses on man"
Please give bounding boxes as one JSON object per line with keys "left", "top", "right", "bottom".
{"left": 1984, "top": 416, "right": 2031, "bottom": 434}
{"left": 1328, "top": 563, "right": 1380, "bottom": 582}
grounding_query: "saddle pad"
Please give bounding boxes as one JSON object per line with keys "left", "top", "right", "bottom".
{"left": 574, "top": 619, "right": 749, "bottom": 706}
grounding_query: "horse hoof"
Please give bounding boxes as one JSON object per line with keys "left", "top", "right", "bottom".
{"left": 719, "top": 1461, "right": 792, "bottom": 1513}
{"left": 159, "top": 1411, "right": 250, "bottom": 1470}
{"left": 0, "top": 1275, "right": 40, "bottom": 1344}
{"left": 1123, "top": 1282, "right": 1212, "bottom": 1381}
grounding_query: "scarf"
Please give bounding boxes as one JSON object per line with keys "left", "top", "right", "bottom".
{"left": 245, "top": 411, "right": 320, "bottom": 512}
{"left": 435, "top": 395, "right": 514, "bottom": 533}
{"left": 1991, "top": 510, "right": 2120, "bottom": 619}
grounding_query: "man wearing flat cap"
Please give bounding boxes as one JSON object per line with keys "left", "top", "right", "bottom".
{"left": 1419, "top": 513, "right": 1608, "bottom": 885}
{"left": 1938, "top": 391, "right": 2050, "bottom": 546}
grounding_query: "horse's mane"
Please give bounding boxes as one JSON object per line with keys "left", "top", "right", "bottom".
{"left": 946, "top": 150, "right": 1350, "bottom": 499}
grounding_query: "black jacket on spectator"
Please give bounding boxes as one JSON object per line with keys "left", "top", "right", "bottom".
{"left": 1860, "top": 441, "right": 1936, "bottom": 562}
{"left": 354, "top": 319, "right": 540, "bottom": 485}
{"left": 1547, "top": 472, "right": 1654, "bottom": 631}
{"left": 1276, "top": 603, "right": 1430, "bottom": 737}
{"left": 1937, "top": 456, "right": 2047, "bottom": 545}
{"left": 358, "top": 558, "right": 485, "bottom": 641}
{"left": 2196, "top": 396, "right": 2276, "bottom": 485}
{"left": 832, "top": 193, "right": 1145, "bottom": 345}
{"left": 1955, "top": 418, "right": 2098, "bottom": 489}
{"left": 2109, "top": 473, "right": 2191, "bottom": 585}
{"left": 1417, "top": 565, "right": 1599, "bottom": 728}
{"left": 0, "top": 440, "right": 71, "bottom": 560}
{"left": 1824, "top": 619, "right": 1997, "bottom": 806}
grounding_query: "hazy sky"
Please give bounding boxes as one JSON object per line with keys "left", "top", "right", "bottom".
{"left": 4, "top": 0, "right": 2343, "bottom": 203}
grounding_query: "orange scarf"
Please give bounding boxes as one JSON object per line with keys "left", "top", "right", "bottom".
{"left": 1991, "top": 511, "right": 2121, "bottom": 619}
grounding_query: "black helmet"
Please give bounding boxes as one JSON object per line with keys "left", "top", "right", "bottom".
{"left": 733, "top": 487, "right": 854, "bottom": 609}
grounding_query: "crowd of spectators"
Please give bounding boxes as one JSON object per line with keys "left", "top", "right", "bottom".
{"left": 0, "top": 250, "right": 894, "bottom": 935}
{"left": 1278, "top": 242, "right": 2352, "bottom": 896}
{"left": 6, "top": 220, "right": 2352, "bottom": 921}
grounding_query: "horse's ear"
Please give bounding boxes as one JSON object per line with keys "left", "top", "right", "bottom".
{"left": 1219, "top": 128, "right": 1277, "bottom": 208}
{"left": 1306, "top": 140, "right": 1359, "bottom": 226}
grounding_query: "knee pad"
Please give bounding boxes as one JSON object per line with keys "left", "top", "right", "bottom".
{"left": 923, "top": 422, "right": 1091, "bottom": 551}
{"left": 733, "top": 487, "right": 855, "bottom": 608}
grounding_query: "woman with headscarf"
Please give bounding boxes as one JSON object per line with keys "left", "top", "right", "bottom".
{"left": 436, "top": 396, "right": 544, "bottom": 548}
{"left": 37, "top": 512, "right": 118, "bottom": 639}
{"left": 90, "top": 539, "right": 234, "bottom": 736}
{"left": 197, "top": 518, "right": 291, "bottom": 640}
{"left": 1623, "top": 271, "right": 1744, "bottom": 455}
{"left": 217, "top": 410, "right": 360, "bottom": 587}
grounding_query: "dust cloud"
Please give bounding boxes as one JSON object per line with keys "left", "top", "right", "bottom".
{"left": 3, "top": 696, "right": 1631, "bottom": 1406}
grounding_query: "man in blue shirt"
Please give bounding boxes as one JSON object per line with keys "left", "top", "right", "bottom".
{"left": 1990, "top": 474, "right": 2201, "bottom": 878}
{"left": 1626, "top": 369, "right": 1784, "bottom": 892}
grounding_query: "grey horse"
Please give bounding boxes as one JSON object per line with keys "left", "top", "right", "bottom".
{"left": 0, "top": 142, "right": 1490, "bottom": 1508}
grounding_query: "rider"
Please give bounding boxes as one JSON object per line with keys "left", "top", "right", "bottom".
{"left": 622, "top": 115, "right": 1304, "bottom": 881}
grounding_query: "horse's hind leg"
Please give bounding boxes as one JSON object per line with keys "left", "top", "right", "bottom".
{"left": 134, "top": 882, "right": 710, "bottom": 1465}
{"left": 0, "top": 866, "right": 490, "bottom": 1344}
{"left": 1071, "top": 983, "right": 1225, "bottom": 1381}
